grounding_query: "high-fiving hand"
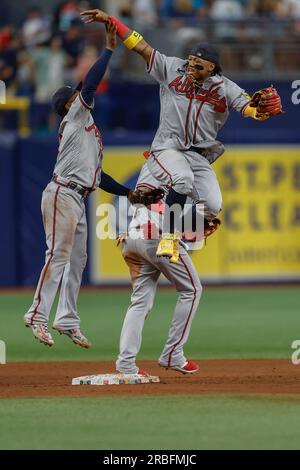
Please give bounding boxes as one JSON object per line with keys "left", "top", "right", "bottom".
{"left": 80, "top": 9, "right": 110, "bottom": 24}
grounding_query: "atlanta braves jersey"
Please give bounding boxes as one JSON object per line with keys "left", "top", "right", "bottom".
{"left": 147, "top": 49, "right": 250, "bottom": 162}
{"left": 54, "top": 94, "right": 103, "bottom": 188}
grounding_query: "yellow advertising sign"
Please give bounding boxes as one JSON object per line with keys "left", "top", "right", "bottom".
{"left": 90, "top": 146, "right": 300, "bottom": 283}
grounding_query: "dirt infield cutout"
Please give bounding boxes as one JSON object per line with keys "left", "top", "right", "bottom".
{"left": 0, "top": 359, "right": 300, "bottom": 398}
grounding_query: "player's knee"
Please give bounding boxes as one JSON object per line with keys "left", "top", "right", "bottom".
{"left": 130, "top": 294, "right": 151, "bottom": 313}
{"left": 178, "top": 277, "right": 202, "bottom": 299}
{"left": 79, "top": 252, "right": 88, "bottom": 270}
{"left": 205, "top": 194, "right": 222, "bottom": 219}
{"left": 187, "top": 277, "right": 202, "bottom": 298}
{"left": 148, "top": 294, "right": 155, "bottom": 312}
{"left": 194, "top": 280, "right": 202, "bottom": 300}
{"left": 174, "top": 171, "right": 194, "bottom": 195}
{"left": 51, "top": 250, "right": 71, "bottom": 264}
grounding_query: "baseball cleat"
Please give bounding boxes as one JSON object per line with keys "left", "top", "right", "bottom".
{"left": 159, "top": 360, "right": 199, "bottom": 375}
{"left": 25, "top": 322, "right": 54, "bottom": 347}
{"left": 137, "top": 368, "right": 150, "bottom": 376}
{"left": 53, "top": 326, "right": 91, "bottom": 349}
{"left": 204, "top": 217, "right": 221, "bottom": 238}
{"left": 169, "top": 239, "right": 180, "bottom": 263}
{"left": 156, "top": 237, "right": 174, "bottom": 258}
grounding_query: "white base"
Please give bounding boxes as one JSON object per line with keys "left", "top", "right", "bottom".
{"left": 0, "top": 340, "right": 6, "bottom": 364}
{"left": 72, "top": 373, "right": 160, "bottom": 386}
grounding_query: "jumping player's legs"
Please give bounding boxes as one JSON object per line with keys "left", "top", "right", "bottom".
{"left": 53, "top": 208, "right": 88, "bottom": 329}
{"left": 147, "top": 149, "right": 194, "bottom": 261}
{"left": 187, "top": 152, "right": 222, "bottom": 220}
{"left": 24, "top": 183, "right": 83, "bottom": 325}
{"left": 116, "top": 238, "right": 160, "bottom": 374}
{"left": 147, "top": 149, "right": 194, "bottom": 196}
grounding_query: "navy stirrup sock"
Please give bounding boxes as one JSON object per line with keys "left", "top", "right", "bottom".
{"left": 164, "top": 188, "right": 187, "bottom": 234}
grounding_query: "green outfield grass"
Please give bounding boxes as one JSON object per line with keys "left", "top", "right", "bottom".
{"left": 0, "top": 287, "right": 300, "bottom": 450}
{"left": 0, "top": 287, "right": 298, "bottom": 361}
{"left": 1, "top": 395, "right": 300, "bottom": 450}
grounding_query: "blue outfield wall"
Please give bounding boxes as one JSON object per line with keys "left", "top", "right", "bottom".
{"left": 0, "top": 134, "right": 18, "bottom": 286}
{"left": 0, "top": 80, "right": 299, "bottom": 286}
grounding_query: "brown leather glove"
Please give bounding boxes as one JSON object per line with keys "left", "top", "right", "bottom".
{"left": 128, "top": 188, "right": 165, "bottom": 206}
{"left": 249, "top": 86, "right": 283, "bottom": 120}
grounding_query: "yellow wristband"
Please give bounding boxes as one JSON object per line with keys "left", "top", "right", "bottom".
{"left": 242, "top": 103, "right": 269, "bottom": 121}
{"left": 123, "top": 31, "right": 143, "bottom": 50}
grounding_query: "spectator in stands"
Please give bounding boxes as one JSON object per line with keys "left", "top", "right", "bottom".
{"left": 53, "top": 1, "right": 80, "bottom": 32}
{"left": 159, "top": 0, "right": 210, "bottom": 18}
{"left": 210, "top": 0, "right": 245, "bottom": 40}
{"left": 118, "top": 0, "right": 134, "bottom": 19}
{"left": 0, "top": 33, "right": 23, "bottom": 93}
{"left": 22, "top": 7, "right": 51, "bottom": 48}
{"left": 74, "top": 43, "right": 99, "bottom": 83}
{"left": 246, "top": 0, "right": 279, "bottom": 17}
{"left": 134, "top": 0, "right": 158, "bottom": 27}
{"left": 117, "top": 0, "right": 158, "bottom": 27}
{"left": 273, "top": 0, "right": 300, "bottom": 68}
{"left": 31, "top": 36, "right": 66, "bottom": 102}
{"left": 62, "top": 19, "right": 85, "bottom": 66}
{"left": 16, "top": 49, "right": 35, "bottom": 97}
{"left": 0, "top": 26, "right": 12, "bottom": 51}
{"left": 275, "top": 0, "right": 300, "bottom": 18}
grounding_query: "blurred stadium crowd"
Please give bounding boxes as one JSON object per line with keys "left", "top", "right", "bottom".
{"left": 0, "top": 2, "right": 299, "bottom": 287}
{"left": 0, "top": 0, "right": 299, "bottom": 132}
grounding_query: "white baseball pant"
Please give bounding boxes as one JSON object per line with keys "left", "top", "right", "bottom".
{"left": 147, "top": 149, "right": 222, "bottom": 220}
{"left": 116, "top": 235, "right": 202, "bottom": 374}
{"left": 24, "top": 181, "right": 87, "bottom": 328}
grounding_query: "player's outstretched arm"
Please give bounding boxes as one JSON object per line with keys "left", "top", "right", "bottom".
{"left": 81, "top": 19, "right": 117, "bottom": 107}
{"left": 80, "top": 9, "right": 153, "bottom": 65}
{"left": 99, "top": 172, "right": 131, "bottom": 196}
{"left": 100, "top": 172, "right": 164, "bottom": 205}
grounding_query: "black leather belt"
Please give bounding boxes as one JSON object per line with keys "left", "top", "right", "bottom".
{"left": 189, "top": 146, "right": 206, "bottom": 156}
{"left": 52, "top": 175, "right": 94, "bottom": 198}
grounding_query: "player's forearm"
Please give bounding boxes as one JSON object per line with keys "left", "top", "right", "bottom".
{"left": 81, "top": 48, "right": 112, "bottom": 106}
{"left": 110, "top": 16, "right": 153, "bottom": 64}
{"left": 80, "top": 9, "right": 153, "bottom": 63}
{"left": 99, "top": 172, "right": 130, "bottom": 196}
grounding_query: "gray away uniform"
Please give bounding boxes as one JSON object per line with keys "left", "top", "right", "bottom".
{"left": 146, "top": 49, "right": 250, "bottom": 219}
{"left": 25, "top": 95, "right": 103, "bottom": 328}
{"left": 116, "top": 165, "right": 202, "bottom": 374}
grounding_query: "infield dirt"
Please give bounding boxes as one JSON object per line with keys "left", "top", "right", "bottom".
{"left": 1, "top": 359, "right": 300, "bottom": 398}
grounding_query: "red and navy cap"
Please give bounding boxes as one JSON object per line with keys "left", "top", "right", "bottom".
{"left": 190, "top": 43, "right": 222, "bottom": 72}
{"left": 52, "top": 82, "right": 82, "bottom": 116}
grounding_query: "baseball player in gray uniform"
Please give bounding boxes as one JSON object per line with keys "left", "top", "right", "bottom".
{"left": 23, "top": 21, "right": 118, "bottom": 347}
{"left": 81, "top": 8, "right": 283, "bottom": 262}
{"left": 116, "top": 163, "right": 202, "bottom": 375}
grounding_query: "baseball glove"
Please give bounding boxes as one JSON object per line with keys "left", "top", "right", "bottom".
{"left": 249, "top": 86, "right": 283, "bottom": 120}
{"left": 128, "top": 188, "right": 164, "bottom": 206}
{"left": 183, "top": 218, "right": 221, "bottom": 242}
{"left": 204, "top": 217, "right": 221, "bottom": 238}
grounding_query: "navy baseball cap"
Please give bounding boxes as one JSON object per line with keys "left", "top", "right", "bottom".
{"left": 189, "top": 43, "right": 221, "bottom": 71}
{"left": 52, "top": 82, "right": 82, "bottom": 116}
